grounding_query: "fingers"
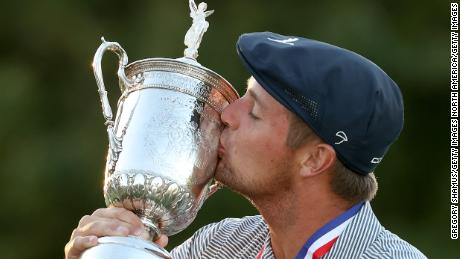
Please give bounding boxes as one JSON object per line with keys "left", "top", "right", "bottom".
{"left": 75, "top": 218, "right": 133, "bottom": 238}
{"left": 65, "top": 236, "right": 98, "bottom": 259}
{"left": 65, "top": 207, "right": 151, "bottom": 259}
{"left": 75, "top": 220, "right": 149, "bottom": 240}
{"left": 154, "top": 234, "right": 169, "bottom": 248}
{"left": 92, "top": 207, "right": 144, "bottom": 228}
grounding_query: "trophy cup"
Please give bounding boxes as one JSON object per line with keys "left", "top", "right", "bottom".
{"left": 81, "top": 1, "right": 239, "bottom": 258}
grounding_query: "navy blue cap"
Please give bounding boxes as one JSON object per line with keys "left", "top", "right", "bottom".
{"left": 236, "top": 32, "right": 404, "bottom": 175}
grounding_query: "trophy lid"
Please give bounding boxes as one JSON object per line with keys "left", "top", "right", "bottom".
{"left": 121, "top": 0, "right": 239, "bottom": 104}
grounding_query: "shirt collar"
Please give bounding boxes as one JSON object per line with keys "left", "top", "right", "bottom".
{"left": 321, "top": 202, "right": 383, "bottom": 259}
{"left": 295, "top": 202, "right": 365, "bottom": 259}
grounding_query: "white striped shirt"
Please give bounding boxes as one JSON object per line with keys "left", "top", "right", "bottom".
{"left": 171, "top": 202, "right": 427, "bottom": 259}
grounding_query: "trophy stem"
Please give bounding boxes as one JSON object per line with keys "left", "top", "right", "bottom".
{"left": 140, "top": 216, "right": 161, "bottom": 240}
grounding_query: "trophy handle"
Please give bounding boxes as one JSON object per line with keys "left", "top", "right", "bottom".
{"left": 92, "top": 37, "right": 133, "bottom": 123}
{"left": 92, "top": 37, "right": 135, "bottom": 173}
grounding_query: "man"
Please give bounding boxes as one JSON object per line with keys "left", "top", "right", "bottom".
{"left": 65, "top": 32, "right": 427, "bottom": 259}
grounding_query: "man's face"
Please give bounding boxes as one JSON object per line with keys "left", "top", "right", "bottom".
{"left": 215, "top": 77, "right": 296, "bottom": 199}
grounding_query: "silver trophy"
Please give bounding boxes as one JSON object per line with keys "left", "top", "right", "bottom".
{"left": 81, "top": 1, "right": 238, "bottom": 258}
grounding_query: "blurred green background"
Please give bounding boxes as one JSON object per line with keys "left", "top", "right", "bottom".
{"left": 0, "top": 0, "right": 451, "bottom": 258}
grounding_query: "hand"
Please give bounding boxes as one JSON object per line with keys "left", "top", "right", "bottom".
{"left": 64, "top": 207, "right": 168, "bottom": 259}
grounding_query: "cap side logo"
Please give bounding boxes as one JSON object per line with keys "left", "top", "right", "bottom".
{"left": 267, "top": 37, "right": 299, "bottom": 46}
{"left": 371, "top": 157, "right": 383, "bottom": 164}
{"left": 334, "top": 131, "right": 348, "bottom": 145}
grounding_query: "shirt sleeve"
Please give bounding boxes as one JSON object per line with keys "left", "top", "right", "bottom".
{"left": 361, "top": 229, "right": 428, "bottom": 259}
{"left": 170, "top": 218, "right": 237, "bottom": 259}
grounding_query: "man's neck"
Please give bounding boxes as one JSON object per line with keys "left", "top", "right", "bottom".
{"left": 252, "top": 184, "right": 352, "bottom": 259}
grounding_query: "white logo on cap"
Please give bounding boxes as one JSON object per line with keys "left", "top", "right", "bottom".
{"left": 334, "top": 131, "right": 348, "bottom": 145}
{"left": 267, "top": 37, "right": 299, "bottom": 46}
{"left": 371, "top": 157, "right": 383, "bottom": 164}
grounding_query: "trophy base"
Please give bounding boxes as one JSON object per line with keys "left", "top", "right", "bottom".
{"left": 81, "top": 236, "right": 172, "bottom": 259}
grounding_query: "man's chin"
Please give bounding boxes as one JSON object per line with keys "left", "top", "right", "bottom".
{"left": 214, "top": 160, "right": 229, "bottom": 184}
{"left": 214, "top": 160, "right": 240, "bottom": 189}
{"left": 214, "top": 161, "right": 249, "bottom": 197}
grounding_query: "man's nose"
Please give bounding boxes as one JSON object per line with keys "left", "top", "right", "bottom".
{"left": 220, "top": 100, "right": 240, "bottom": 129}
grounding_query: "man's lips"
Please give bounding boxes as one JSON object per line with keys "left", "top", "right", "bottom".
{"left": 218, "top": 142, "right": 225, "bottom": 158}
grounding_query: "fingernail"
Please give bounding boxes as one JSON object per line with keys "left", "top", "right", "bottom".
{"left": 88, "top": 236, "right": 98, "bottom": 244}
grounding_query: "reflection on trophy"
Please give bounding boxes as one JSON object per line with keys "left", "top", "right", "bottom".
{"left": 81, "top": 1, "right": 239, "bottom": 258}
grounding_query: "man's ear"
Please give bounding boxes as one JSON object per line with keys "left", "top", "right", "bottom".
{"left": 298, "top": 144, "right": 336, "bottom": 177}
